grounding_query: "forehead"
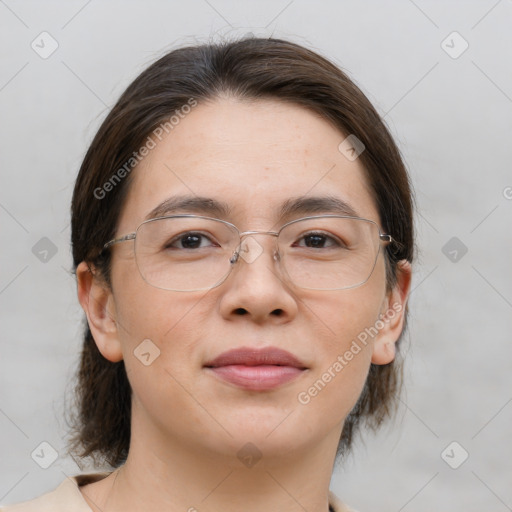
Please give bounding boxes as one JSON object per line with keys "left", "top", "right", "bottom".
{"left": 118, "top": 97, "right": 379, "bottom": 230}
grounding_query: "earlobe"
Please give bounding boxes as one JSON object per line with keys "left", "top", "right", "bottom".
{"left": 76, "top": 261, "right": 124, "bottom": 363}
{"left": 371, "top": 260, "right": 412, "bottom": 365}
{"left": 371, "top": 339, "right": 396, "bottom": 365}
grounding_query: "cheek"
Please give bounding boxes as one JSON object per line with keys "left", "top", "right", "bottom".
{"left": 115, "top": 285, "right": 212, "bottom": 357}
{"left": 112, "top": 283, "right": 217, "bottom": 433}
{"left": 110, "top": 255, "right": 217, "bottom": 397}
{"left": 111, "top": 252, "right": 206, "bottom": 344}
{"left": 302, "top": 261, "right": 386, "bottom": 354}
{"left": 296, "top": 262, "right": 386, "bottom": 416}
{"left": 293, "top": 314, "right": 375, "bottom": 438}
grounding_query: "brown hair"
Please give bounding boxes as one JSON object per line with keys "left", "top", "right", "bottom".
{"left": 69, "top": 36, "right": 414, "bottom": 467}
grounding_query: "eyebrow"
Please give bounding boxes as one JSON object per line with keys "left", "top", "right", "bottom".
{"left": 279, "top": 195, "right": 359, "bottom": 219}
{"left": 145, "top": 195, "right": 231, "bottom": 220}
{"left": 145, "top": 194, "right": 359, "bottom": 221}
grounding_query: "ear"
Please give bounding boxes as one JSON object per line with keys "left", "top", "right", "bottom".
{"left": 371, "top": 260, "right": 412, "bottom": 365}
{"left": 76, "top": 261, "right": 123, "bottom": 362}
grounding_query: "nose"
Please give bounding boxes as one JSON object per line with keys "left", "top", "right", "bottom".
{"left": 218, "top": 234, "right": 298, "bottom": 325}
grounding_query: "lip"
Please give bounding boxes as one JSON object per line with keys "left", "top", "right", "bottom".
{"left": 204, "top": 347, "right": 308, "bottom": 391}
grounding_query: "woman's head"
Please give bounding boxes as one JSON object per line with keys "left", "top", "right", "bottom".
{"left": 71, "top": 37, "right": 413, "bottom": 468}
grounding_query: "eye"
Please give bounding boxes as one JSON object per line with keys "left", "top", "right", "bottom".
{"left": 166, "top": 232, "right": 218, "bottom": 250}
{"left": 295, "top": 232, "right": 344, "bottom": 249}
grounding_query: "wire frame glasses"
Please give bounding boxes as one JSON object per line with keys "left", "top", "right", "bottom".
{"left": 102, "top": 214, "right": 396, "bottom": 291}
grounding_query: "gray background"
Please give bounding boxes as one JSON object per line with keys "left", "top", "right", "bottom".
{"left": 1, "top": 1, "right": 511, "bottom": 510}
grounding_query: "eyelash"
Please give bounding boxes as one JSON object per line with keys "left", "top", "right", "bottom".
{"left": 165, "top": 231, "right": 346, "bottom": 250}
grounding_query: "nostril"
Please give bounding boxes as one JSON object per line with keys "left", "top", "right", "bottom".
{"left": 234, "top": 308, "right": 248, "bottom": 315}
{"left": 271, "top": 309, "right": 283, "bottom": 316}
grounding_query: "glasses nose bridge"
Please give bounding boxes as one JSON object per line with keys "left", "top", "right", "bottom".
{"left": 230, "top": 229, "right": 281, "bottom": 265}
{"left": 238, "top": 229, "right": 280, "bottom": 240}
{"left": 238, "top": 229, "right": 280, "bottom": 253}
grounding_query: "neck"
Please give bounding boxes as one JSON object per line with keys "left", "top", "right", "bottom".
{"left": 88, "top": 417, "right": 341, "bottom": 512}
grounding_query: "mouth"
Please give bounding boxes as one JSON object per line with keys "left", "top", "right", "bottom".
{"left": 204, "top": 347, "right": 308, "bottom": 391}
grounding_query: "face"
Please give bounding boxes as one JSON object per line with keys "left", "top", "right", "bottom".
{"left": 79, "top": 98, "right": 410, "bottom": 466}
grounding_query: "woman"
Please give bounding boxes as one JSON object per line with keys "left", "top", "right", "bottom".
{"left": 2, "top": 37, "right": 413, "bottom": 512}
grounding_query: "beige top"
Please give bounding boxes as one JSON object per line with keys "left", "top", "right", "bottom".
{"left": 0, "top": 473, "right": 357, "bottom": 512}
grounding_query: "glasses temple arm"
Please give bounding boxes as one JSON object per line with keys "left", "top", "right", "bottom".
{"left": 101, "top": 233, "right": 136, "bottom": 252}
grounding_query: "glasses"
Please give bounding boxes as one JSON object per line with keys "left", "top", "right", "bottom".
{"left": 101, "top": 215, "right": 396, "bottom": 291}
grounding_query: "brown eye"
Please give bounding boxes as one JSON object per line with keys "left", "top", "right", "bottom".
{"left": 295, "top": 232, "right": 343, "bottom": 249}
{"left": 166, "top": 232, "right": 216, "bottom": 250}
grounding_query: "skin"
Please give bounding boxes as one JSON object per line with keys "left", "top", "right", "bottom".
{"left": 76, "top": 97, "right": 411, "bottom": 512}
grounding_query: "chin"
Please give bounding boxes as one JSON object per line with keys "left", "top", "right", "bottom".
{"left": 216, "top": 408, "right": 323, "bottom": 451}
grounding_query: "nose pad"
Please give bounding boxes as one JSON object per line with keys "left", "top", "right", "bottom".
{"left": 230, "top": 236, "right": 281, "bottom": 267}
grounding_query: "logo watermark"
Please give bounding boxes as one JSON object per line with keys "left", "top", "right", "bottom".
{"left": 297, "top": 302, "right": 402, "bottom": 405}
{"left": 94, "top": 98, "right": 198, "bottom": 200}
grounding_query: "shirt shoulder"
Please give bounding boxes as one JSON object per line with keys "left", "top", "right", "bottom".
{"left": 0, "top": 473, "right": 110, "bottom": 512}
{"left": 329, "top": 489, "right": 359, "bottom": 512}
{"left": 1, "top": 477, "right": 357, "bottom": 512}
